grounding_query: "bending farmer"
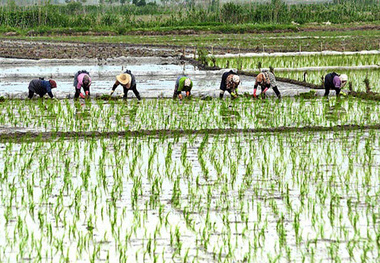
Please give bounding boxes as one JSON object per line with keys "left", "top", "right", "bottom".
{"left": 28, "top": 79, "right": 57, "bottom": 99}
{"left": 74, "top": 70, "right": 91, "bottom": 99}
{"left": 253, "top": 70, "right": 281, "bottom": 99}
{"left": 324, "top": 72, "right": 347, "bottom": 97}
{"left": 110, "top": 70, "right": 141, "bottom": 100}
{"left": 173, "top": 76, "right": 193, "bottom": 100}
{"left": 220, "top": 70, "right": 240, "bottom": 99}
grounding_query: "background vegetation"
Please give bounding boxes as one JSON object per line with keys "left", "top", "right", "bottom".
{"left": 0, "top": 0, "right": 379, "bottom": 34}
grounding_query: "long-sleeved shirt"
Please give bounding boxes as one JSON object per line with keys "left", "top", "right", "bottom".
{"left": 220, "top": 70, "right": 239, "bottom": 91}
{"left": 28, "top": 79, "right": 54, "bottom": 98}
{"left": 332, "top": 76, "right": 342, "bottom": 88}
{"left": 254, "top": 71, "right": 277, "bottom": 89}
{"left": 325, "top": 72, "right": 342, "bottom": 89}
{"left": 112, "top": 72, "right": 141, "bottom": 100}
{"left": 76, "top": 73, "right": 91, "bottom": 90}
{"left": 176, "top": 76, "right": 193, "bottom": 92}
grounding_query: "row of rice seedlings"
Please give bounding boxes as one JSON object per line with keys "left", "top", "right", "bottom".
{"left": 215, "top": 53, "right": 379, "bottom": 70}
{"left": 213, "top": 55, "right": 379, "bottom": 92}
{"left": 0, "top": 128, "right": 378, "bottom": 261}
{"left": 0, "top": 96, "right": 380, "bottom": 133}
{"left": 276, "top": 69, "right": 380, "bottom": 93}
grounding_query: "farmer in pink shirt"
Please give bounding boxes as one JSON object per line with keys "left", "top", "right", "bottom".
{"left": 73, "top": 70, "right": 92, "bottom": 99}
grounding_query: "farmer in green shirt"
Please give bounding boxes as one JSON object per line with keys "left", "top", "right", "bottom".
{"left": 173, "top": 76, "right": 193, "bottom": 100}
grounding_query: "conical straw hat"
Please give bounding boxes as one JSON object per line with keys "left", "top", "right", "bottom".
{"left": 116, "top": 73, "right": 131, "bottom": 85}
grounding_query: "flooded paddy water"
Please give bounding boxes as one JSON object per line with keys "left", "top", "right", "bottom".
{"left": 0, "top": 57, "right": 323, "bottom": 99}
{"left": 0, "top": 97, "right": 380, "bottom": 135}
{"left": 0, "top": 131, "right": 378, "bottom": 262}
{"left": 0, "top": 56, "right": 379, "bottom": 262}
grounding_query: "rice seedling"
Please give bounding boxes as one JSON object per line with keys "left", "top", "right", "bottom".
{"left": 1, "top": 96, "right": 380, "bottom": 136}
{"left": 214, "top": 53, "right": 379, "bottom": 92}
{"left": 0, "top": 89, "right": 379, "bottom": 262}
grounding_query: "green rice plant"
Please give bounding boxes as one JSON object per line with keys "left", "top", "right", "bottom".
{"left": 0, "top": 97, "right": 380, "bottom": 262}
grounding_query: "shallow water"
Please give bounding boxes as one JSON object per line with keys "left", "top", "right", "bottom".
{"left": 0, "top": 57, "right": 318, "bottom": 99}
{"left": 1, "top": 96, "right": 378, "bottom": 135}
{"left": 0, "top": 131, "right": 378, "bottom": 262}
{"left": 0, "top": 57, "right": 378, "bottom": 263}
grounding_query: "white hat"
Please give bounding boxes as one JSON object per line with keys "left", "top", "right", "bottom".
{"left": 184, "top": 78, "right": 191, "bottom": 87}
{"left": 232, "top": 75, "right": 240, "bottom": 84}
{"left": 340, "top": 74, "right": 348, "bottom": 82}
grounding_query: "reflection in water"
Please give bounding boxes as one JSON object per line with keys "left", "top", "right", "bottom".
{"left": 220, "top": 103, "right": 241, "bottom": 127}
{"left": 74, "top": 100, "right": 92, "bottom": 119}
{"left": 324, "top": 98, "right": 347, "bottom": 122}
{"left": 73, "top": 100, "right": 94, "bottom": 131}
{"left": 128, "top": 103, "right": 139, "bottom": 123}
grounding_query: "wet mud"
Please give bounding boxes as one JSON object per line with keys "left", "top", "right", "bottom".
{"left": 0, "top": 39, "right": 184, "bottom": 60}
{"left": 1, "top": 123, "right": 379, "bottom": 142}
{"left": 348, "top": 90, "right": 380, "bottom": 101}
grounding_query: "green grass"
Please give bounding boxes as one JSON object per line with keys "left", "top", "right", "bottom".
{"left": 1, "top": 1, "right": 379, "bottom": 30}
{"left": 2, "top": 27, "right": 379, "bottom": 53}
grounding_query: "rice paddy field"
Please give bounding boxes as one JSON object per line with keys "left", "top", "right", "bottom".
{"left": 0, "top": 97, "right": 380, "bottom": 133}
{"left": 0, "top": 52, "right": 379, "bottom": 262}
{"left": 213, "top": 52, "right": 380, "bottom": 93}
{"left": 0, "top": 95, "right": 379, "bottom": 262}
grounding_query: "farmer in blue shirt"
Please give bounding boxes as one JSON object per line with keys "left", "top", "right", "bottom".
{"left": 28, "top": 79, "right": 57, "bottom": 99}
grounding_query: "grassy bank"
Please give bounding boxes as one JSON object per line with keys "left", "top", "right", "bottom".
{"left": 1, "top": 1, "right": 379, "bottom": 53}
{"left": 0, "top": 1, "right": 379, "bottom": 35}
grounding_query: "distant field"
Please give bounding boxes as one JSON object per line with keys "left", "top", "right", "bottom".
{"left": 0, "top": 0, "right": 333, "bottom": 5}
{"left": 4, "top": 26, "right": 378, "bottom": 53}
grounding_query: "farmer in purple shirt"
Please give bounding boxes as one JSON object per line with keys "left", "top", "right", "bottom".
{"left": 324, "top": 72, "right": 348, "bottom": 97}
{"left": 73, "top": 70, "right": 91, "bottom": 99}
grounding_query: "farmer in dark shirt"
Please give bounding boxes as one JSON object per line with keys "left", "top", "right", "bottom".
{"left": 219, "top": 70, "right": 240, "bottom": 99}
{"left": 110, "top": 70, "right": 141, "bottom": 100}
{"left": 28, "top": 79, "right": 57, "bottom": 99}
{"left": 324, "top": 73, "right": 347, "bottom": 97}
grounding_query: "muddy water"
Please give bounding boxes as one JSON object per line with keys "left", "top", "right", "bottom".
{"left": 0, "top": 57, "right": 320, "bottom": 99}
